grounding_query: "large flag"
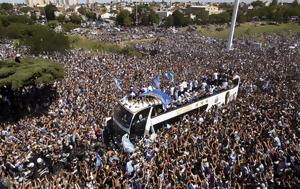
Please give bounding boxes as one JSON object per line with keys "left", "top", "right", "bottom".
{"left": 114, "top": 78, "right": 122, "bottom": 92}
{"left": 163, "top": 71, "right": 174, "bottom": 81}
{"left": 152, "top": 75, "right": 160, "bottom": 89}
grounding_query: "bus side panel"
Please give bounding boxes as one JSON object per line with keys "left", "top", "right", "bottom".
{"left": 206, "top": 84, "right": 239, "bottom": 110}
{"left": 144, "top": 107, "right": 154, "bottom": 136}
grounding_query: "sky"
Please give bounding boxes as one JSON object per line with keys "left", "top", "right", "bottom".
{"left": 0, "top": 0, "right": 296, "bottom": 5}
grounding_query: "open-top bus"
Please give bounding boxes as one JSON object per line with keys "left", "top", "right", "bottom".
{"left": 103, "top": 75, "right": 240, "bottom": 150}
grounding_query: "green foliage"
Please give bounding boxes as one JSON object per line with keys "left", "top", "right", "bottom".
{"left": 78, "top": 6, "right": 87, "bottom": 15}
{"left": 251, "top": 0, "right": 265, "bottom": 8}
{"left": 62, "top": 22, "right": 78, "bottom": 32}
{"left": 20, "top": 6, "right": 33, "bottom": 13}
{"left": 197, "top": 23, "right": 300, "bottom": 39}
{"left": 57, "top": 14, "right": 66, "bottom": 23}
{"left": 172, "top": 10, "right": 192, "bottom": 27}
{"left": 0, "top": 58, "right": 64, "bottom": 91}
{"left": 69, "top": 35, "right": 141, "bottom": 56}
{"left": 194, "top": 9, "right": 209, "bottom": 25}
{"left": 164, "top": 15, "right": 174, "bottom": 27}
{"left": 44, "top": 3, "right": 57, "bottom": 21}
{"left": 47, "top": 20, "right": 59, "bottom": 28}
{"left": 270, "top": 0, "right": 278, "bottom": 6}
{"left": 131, "top": 5, "right": 159, "bottom": 26}
{"left": 86, "top": 11, "right": 96, "bottom": 20}
{"left": 209, "top": 12, "right": 231, "bottom": 24}
{"left": 291, "top": 0, "right": 299, "bottom": 8}
{"left": 0, "top": 24, "right": 70, "bottom": 54}
{"left": 116, "top": 10, "right": 132, "bottom": 26}
{"left": 0, "top": 15, "right": 32, "bottom": 27}
{"left": 0, "top": 3, "right": 13, "bottom": 11}
{"left": 247, "top": 5, "right": 300, "bottom": 23}
{"left": 69, "top": 13, "right": 82, "bottom": 25}
{"left": 22, "top": 25, "right": 70, "bottom": 54}
{"left": 78, "top": 6, "right": 96, "bottom": 21}
{"left": 237, "top": 11, "right": 247, "bottom": 23}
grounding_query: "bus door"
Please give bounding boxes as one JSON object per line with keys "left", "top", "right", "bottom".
{"left": 130, "top": 108, "right": 150, "bottom": 140}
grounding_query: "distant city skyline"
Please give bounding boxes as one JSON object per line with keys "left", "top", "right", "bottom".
{"left": 0, "top": 0, "right": 296, "bottom": 4}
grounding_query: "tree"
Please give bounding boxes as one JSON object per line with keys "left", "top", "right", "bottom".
{"left": 0, "top": 15, "right": 32, "bottom": 27}
{"left": 209, "top": 12, "right": 231, "bottom": 24}
{"left": 69, "top": 13, "right": 82, "bottom": 25}
{"left": 270, "top": 0, "right": 278, "bottom": 6}
{"left": 291, "top": 0, "right": 299, "bottom": 8}
{"left": 22, "top": 25, "right": 70, "bottom": 54}
{"left": 172, "top": 10, "right": 191, "bottom": 27}
{"left": 44, "top": 3, "right": 57, "bottom": 21}
{"left": 0, "top": 23, "right": 70, "bottom": 54}
{"left": 47, "top": 20, "right": 59, "bottom": 28}
{"left": 237, "top": 11, "right": 247, "bottom": 23}
{"left": 57, "top": 14, "right": 66, "bottom": 23}
{"left": 116, "top": 10, "right": 132, "bottom": 26}
{"left": 86, "top": 11, "right": 97, "bottom": 21}
{"left": 78, "top": 6, "right": 87, "bottom": 16}
{"left": 20, "top": 6, "right": 33, "bottom": 14}
{"left": 0, "top": 3, "right": 13, "bottom": 11}
{"left": 0, "top": 58, "right": 64, "bottom": 91}
{"left": 164, "top": 15, "right": 174, "bottom": 27}
{"left": 251, "top": 0, "right": 265, "bottom": 8}
{"left": 77, "top": 6, "right": 96, "bottom": 21}
{"left": 0, "top": 58, "right": 64, "bottom": 120}
{"left": 194, "top": 9, "right": 209, "bottom": 25}
{"left": 131, "top": 5, "right": 159, "bottom": 26}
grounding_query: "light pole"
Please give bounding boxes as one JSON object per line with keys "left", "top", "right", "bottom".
{"left": 227, "top": 0, "right": 240, "bottom": 50}
{"left": 135, "top": 1, "right": 138, "bottom": 25}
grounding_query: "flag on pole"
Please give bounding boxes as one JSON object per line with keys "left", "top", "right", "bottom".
{"left": 96, "top": 152, "right": 103, "bottom": 168}
{"left": 152, "top": 75, "right": 160, "bottom": 89}
{"left": 114, "top": 78, "right": 122, "bottom": 92}
{"left": 163, "top": 71, "right": 174, "bottom": 81}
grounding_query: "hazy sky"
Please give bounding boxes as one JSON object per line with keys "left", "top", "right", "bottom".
{"left": 0, "top": 0, "right": 295, "bottom": 5}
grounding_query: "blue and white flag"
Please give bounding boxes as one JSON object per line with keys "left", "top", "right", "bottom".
{"left": 262, "top": 80, "right": 270, "bottom": 90}
{"left": 96, "top": 152, "right": 103, "bottom": 168}
{"left": 163, "top": 71, "right": 174, "bottom": 81}
{"left": 114, "top": 78, "right": 122, "bottom": 92}
{"left": 152, "top": 75, "right": 160, "bottom": 89}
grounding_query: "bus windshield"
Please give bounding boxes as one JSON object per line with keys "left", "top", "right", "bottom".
{"left": 113, "top": 104, "right": 133, "bottom": 129}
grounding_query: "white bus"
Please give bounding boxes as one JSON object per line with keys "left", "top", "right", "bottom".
{"left": 103, "top": 75, "right": 240, "bottom": 147}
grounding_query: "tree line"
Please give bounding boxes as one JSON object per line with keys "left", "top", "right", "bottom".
{"left": 116, "top": 0, "right": 300, "bottom": 27}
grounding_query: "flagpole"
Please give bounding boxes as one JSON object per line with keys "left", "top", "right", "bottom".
{"left": 227, "top": 0, "right": 240, "bottom": 50}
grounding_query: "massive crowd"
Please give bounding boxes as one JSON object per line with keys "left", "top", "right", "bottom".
{"left": 0, "top": 29, "right": 299, "bottom": 188}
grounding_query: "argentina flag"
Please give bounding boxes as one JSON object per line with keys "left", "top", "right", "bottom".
{"left": 152, "top": 74, "right": 160, "bottom": 89}
{"left": 163, "top": 71, "right": 174, "bottom": 81}
{"left": 114, "top": 78, "right": 122, "bottom": 92}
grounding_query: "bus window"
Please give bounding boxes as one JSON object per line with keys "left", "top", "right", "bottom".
{"left": 151, "top": 105, "right": 164, "bottom": 118}
{"left": 232, "top": 77, "right": 240, "bottom": 86}
{"left": 113, "top": 104, "right": 133, "bottom": 129}
{"left": 130, "top": 108, "right": 150, "bottom": 138}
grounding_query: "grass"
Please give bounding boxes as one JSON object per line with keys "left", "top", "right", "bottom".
{"left": 69, "top": 35, "right": 142, "bottom": 56}
{"left": 0, "top": 57, "right": 64, "bottom": 91}
{"left": 196, "top": 22, "right": 300, "bottom": 39}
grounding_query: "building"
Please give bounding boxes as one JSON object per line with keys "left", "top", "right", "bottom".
{"left": 26, "top": 0, "right": 50, "bottom": 7}
{"left": 183, "top": 5, "right": 223, "bottom": 16}
{"left": 26, "top": 0, "right": 78, "bottom": 7}
{"left": 86, "top": 0, "right": 94, "bottom": 5}
{"left": 26, "top": 0, "right": 33, "bottom": 7}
